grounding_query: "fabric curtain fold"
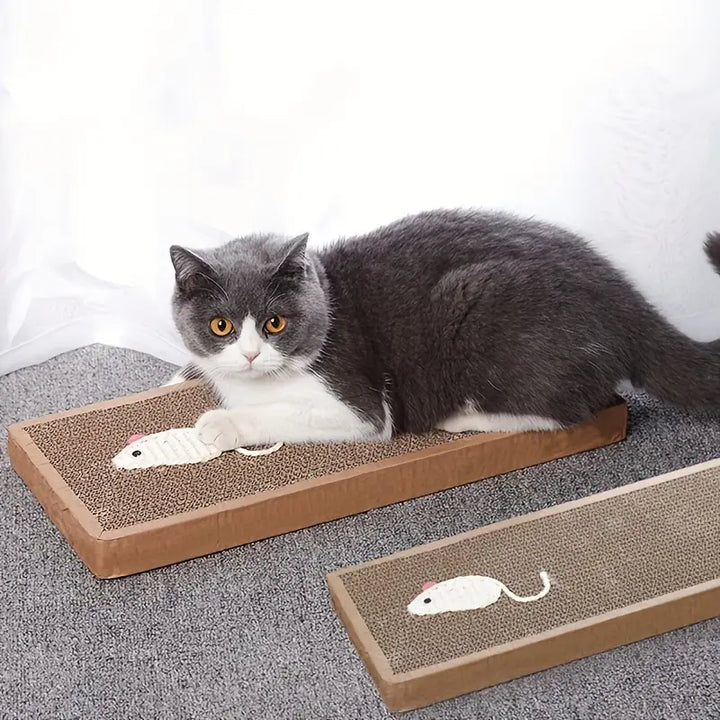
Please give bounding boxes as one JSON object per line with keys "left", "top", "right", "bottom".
{"left": 2, "top": 0, "right": 720, "bottom": 375}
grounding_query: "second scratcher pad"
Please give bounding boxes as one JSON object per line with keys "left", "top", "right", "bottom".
{"left": 328, "top": 460, "right": 720, "bottom": 711}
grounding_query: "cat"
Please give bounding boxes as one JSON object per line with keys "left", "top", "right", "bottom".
{"left": 168, "top": 208, "right": 720, "bottom": 449}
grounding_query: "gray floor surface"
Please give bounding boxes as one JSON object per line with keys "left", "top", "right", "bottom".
{"left": 1, "top": 344, "right": 719, "bottom": 720}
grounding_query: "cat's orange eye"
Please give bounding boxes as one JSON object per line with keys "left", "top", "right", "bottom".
{"left": 264, "top": 316, "right": 287, "bottom": 334}
{"left": 209, "top": 317, "right": 234, "bottom": 337}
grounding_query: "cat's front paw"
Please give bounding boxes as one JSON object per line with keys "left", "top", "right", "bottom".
{"left": 196, "top": 409, "right": 241, "bottom": 451}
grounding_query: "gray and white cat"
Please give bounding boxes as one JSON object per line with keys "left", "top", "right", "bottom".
{"left": 169, "top": 209, "right": 720, "bottom": 449}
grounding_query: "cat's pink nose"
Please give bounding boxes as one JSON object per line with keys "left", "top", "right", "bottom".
{"left": 244, "top": 352, "right": 259, "bottom": 364}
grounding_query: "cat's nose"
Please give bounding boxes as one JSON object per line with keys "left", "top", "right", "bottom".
{"left": 244, "top": 352, "right": 259, "bottom": 364}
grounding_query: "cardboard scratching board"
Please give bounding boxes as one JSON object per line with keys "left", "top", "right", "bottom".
{"left": 328, "top": 460, "right": 720, "bottom": 712}
{"left": 7, "top": 381, "right": 627, "bottom": 578}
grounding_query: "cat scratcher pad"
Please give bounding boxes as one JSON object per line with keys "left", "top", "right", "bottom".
{"left": 7, "top": 381, "right": 626, "bottom": 578}
{"left": 327, "top": 460, "right": 720, "bottom": 712}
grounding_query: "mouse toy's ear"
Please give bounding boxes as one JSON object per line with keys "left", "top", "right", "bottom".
{"left": 422, "top": 581, "right": 437, "bottom": 591}
{"left": 125, "top": 433, "right": 146, "bottom": 445}
{"left": 273, "top": 233, "right": 309, "bottom": 281}
{"left": 170, "top": 246, "right": 224, "bottom": 298}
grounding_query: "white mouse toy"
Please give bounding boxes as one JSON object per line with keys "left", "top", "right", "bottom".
{"left": 408, "top": 570, "right": 550, "bottom": 616}
{"left": 112, "top": 428, "right": 282, "bottom": 470}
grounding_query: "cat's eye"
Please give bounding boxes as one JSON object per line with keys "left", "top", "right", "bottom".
{"left": 264, "top": 316, "right": 287, "bottom": 334}
{"left": 209, "top": 317, "right": 234, "bottom": 337}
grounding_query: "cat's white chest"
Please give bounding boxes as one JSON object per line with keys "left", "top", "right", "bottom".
{"left": 209, "top": 369, "right": 384, "bottom": 442}
{"left": 214, "top": 371, "right": 334, "bottom": 409}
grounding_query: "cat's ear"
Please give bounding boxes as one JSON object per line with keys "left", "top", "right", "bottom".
{"left": 273, "top": 233, "right": 309, "bottom": 280}
{"left": 170, "top": 245, "right": 222, "bottom": 297}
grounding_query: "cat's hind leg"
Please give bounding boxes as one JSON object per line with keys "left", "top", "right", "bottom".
{"left": 436, "top": 403, "right": 562, "bottom": 433}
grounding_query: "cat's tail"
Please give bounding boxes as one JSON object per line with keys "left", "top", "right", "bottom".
{"left": 498, "top": 571, "right": 551, "bottom": 603}
{"left": 705, "top": 231, "right": 720, "bottom": 272}
{"left": 629, "top": 232, "right": 720, "bottom": 410}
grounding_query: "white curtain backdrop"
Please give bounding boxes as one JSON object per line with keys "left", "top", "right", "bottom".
{"left": 2, "top": 0, "right": 720, "bottom": 376}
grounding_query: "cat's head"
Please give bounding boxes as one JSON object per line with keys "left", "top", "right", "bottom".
{"left": 170, "top": 233, "right": 329, "bottom": 379}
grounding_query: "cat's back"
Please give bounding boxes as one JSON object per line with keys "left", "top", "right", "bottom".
{"left": 321, "top": 208, "right": 505, "bottom": 269}
{"left": 319, "top": 208, "right": 597, "bottom": 290}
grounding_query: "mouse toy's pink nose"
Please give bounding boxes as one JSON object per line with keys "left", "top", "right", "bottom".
{"left": 126, "top": 433, "right": 146, "bottom": 445}
{"left": 244, "top": 352, "right": 259, "bottom": 364}
{"left": 422, "top": 581, "right": 437, "bottom": 591}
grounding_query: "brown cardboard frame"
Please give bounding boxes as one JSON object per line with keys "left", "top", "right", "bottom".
{"left": 327, "top": 459, "right": 720, "bottom": 712}
{"left": 7, "top": 381, "right": 627, "bottom": 578}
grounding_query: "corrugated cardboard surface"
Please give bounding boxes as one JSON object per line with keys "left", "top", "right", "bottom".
{"left": 340, "top": 465, "right": 720, "bottom": 674}
{"left": 23, "top": 383, "right": 477, "bottom": 531}
{"left": 8, "top": 382, "right": 628, "bottom": 578}
{"left": 329, "top": 460, "right": 720, "bottom": 710}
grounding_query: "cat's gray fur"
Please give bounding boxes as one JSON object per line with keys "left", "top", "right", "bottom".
{"left": 171, "top": 209, "right": 720, "bottom": 434}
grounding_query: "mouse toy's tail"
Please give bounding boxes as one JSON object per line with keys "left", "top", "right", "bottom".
{"left": 499, "top": 570, "right": 551, "bottom": 603}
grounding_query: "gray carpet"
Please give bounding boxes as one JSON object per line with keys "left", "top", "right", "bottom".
{"left": 1, "top": 345, "right": 719, "bottom": 720}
